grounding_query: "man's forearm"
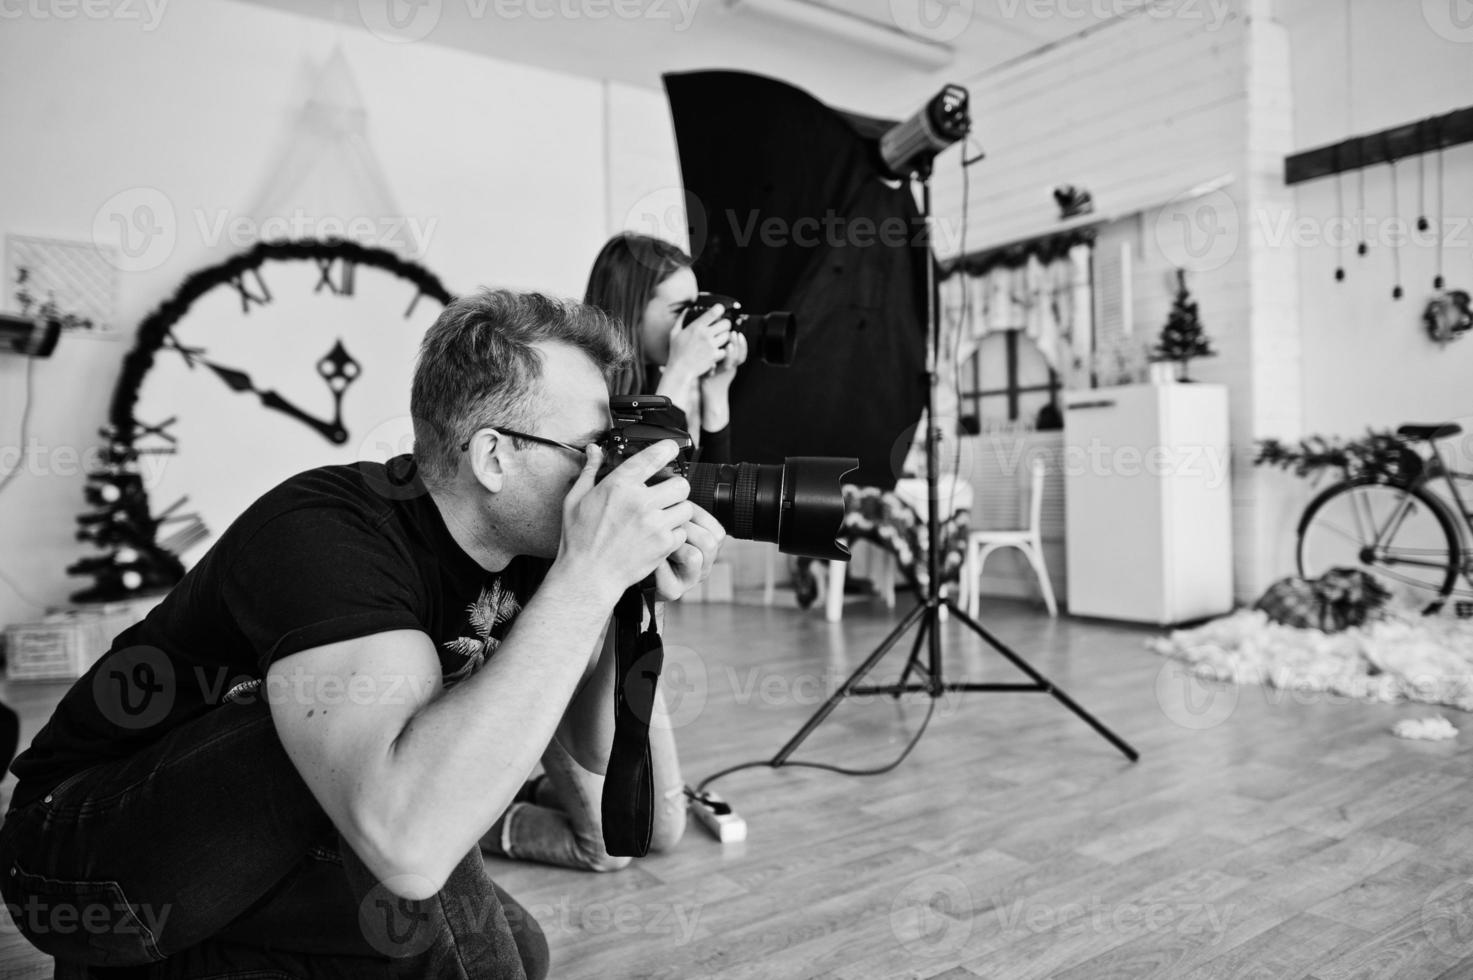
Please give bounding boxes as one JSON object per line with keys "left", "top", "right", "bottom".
{"left": 369, "top": 569, "right": 617, "bottom": 882}
{"left": 556, "top": 622, "right": 618, "bottom": 772}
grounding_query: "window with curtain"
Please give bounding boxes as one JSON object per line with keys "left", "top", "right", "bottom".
{"left": 939, "top": 233, "right": 1095, "bottom": 430}
{"left": 963, "top": 331, "right": 1059, "bottom": 427}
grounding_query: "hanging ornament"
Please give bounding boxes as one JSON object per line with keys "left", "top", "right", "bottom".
{"left": 1387, "top": 145, "right": 1404, "bottom": 300}
{"left": 1433, "top": 140, "right": 1445, "bottom": 290}
{"left": 1416, "top": 127, "right": 1430, "bottom": 233}
{"left": 1356, "top": 166, "right": 1369, "bottom": 257}
{"left": 1424, "top": 289, "right": 1472, "bottom": 345}
{"left": 1334, "top": 147, "right": 1347, "bottom": 282}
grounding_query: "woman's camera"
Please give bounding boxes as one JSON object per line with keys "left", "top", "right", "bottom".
{"left": 682, "top": 292, "right": 797, "bottom": 367}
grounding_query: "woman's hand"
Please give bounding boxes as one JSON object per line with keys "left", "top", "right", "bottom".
{"left": 664, "top": 304, "right": 731, "bottom": 388}
{"left": 700, "top": 331, "right": 747, "bottom": 398}
{"left": 698, "top": 331, "right": 747, "bottom": 434}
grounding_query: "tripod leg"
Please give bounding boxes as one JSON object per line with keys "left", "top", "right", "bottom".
{"left": 891, "top": 602, "right": 934, "bottom": 696}
{"left": 944, "top": 598, "right": 1139, "bottom": 762}
{"left": 769, "top": 600, "right": 929, "bottom": 766}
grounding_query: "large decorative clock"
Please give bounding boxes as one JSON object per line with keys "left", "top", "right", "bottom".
{"left": 69, "top": 239, "right": 453, "bottom": 601}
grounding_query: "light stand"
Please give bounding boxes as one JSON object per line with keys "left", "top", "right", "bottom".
{"left": 769, "top": 158, "right": 1140, "bottom": 768}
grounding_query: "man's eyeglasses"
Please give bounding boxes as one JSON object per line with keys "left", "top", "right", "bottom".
{"left": 459, "top": 427, "right": 596, "bottom": 459}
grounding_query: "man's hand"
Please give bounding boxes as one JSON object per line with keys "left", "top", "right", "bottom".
{"left": 653, "top": 503, "right": 724, "bottom": 601}
{"left": 557, "top": 440, "right": 695, "bottom": 601}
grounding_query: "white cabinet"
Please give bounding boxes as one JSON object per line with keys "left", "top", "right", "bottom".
{"left": 1063, "top": 383, "right": 1233, "bottom": 625}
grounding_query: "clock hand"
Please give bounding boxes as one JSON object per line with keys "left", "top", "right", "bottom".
{"left": 318, "top": 340, "right": 362, "bottom": 443}
{"left": 198, "top": 360, "right": 348, "bottom": 445}
{"left": 258, "top": 390, "right": 348, "bottom": 445}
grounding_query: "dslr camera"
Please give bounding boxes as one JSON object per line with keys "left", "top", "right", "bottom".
{"left": 682, "top": 292, "right": 797, "bottom": 367}
{"left": 596, "top": 395, "right": 855, "bottom": 561}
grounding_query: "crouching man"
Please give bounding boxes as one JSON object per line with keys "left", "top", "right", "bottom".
{"left": 0, "top": 289, "right": 721, "bottom": 978}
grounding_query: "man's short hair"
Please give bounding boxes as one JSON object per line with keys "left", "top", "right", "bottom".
{"left": 411, "top": 289, "right": 632, "bottom": 486}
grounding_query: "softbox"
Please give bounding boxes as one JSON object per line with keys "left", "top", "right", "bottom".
{"left": 664, "top": 70, "right": 928, "bottom": 490}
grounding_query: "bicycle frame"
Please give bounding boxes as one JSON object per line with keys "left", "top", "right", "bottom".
{"left": 1418, "top": 440, "right": 1473, "bottom": 584}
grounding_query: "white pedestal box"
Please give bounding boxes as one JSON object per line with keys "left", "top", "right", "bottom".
{"left": 1063, "top": 383, "right": 1233, "bottom": 625}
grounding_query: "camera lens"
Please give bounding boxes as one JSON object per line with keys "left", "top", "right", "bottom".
{"left": 740, "top": 312, "right": 797, "bottom": 366}
{"left": 687, "top": 456, "right": 856, "bottom": 561}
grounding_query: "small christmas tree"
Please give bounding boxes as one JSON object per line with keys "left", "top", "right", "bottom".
{"left": 66, "top": 429, "right": 203, "bottom": 603}
{"left": 1152, "top": 268, "right": 1216, "bottom": 381}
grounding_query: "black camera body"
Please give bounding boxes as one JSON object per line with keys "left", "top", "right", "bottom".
{"left": 682, "top": 292, "right": 797, "bottom": 367}
{"left": 595, "top": 395, "right": 856, "bottom": 562}
{"left": 594, "top": 395, "right": 694, "bottom": 484}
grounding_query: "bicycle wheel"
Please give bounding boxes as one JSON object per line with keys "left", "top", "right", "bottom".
{"left": 1297, "top": 478, "right": 1461, "bottom": 610}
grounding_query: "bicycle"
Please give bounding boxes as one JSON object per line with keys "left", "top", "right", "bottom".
{"left": 1296, "top": 422, "right": 1473, "bottom": 614}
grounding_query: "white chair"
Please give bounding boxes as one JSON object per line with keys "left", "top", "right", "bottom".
{"left": 961, "top": 457, "right": 1057, "bottom": 617}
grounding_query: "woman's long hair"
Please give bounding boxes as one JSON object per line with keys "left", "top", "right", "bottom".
{"left": 582, "top": 233, "right": 692, "bottom": 396}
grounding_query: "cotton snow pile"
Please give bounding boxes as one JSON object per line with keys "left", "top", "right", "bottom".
{"left": 1147, "top": 603, "right": 1473, "bottom": 711}
{"left": 1391, "top": 716, "right": 1458, "bottom": 740}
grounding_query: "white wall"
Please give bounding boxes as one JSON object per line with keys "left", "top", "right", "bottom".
{"left": 0, "top": 0, "right": 671, "bottom": 629}
{"left": 1229, "top": 0, "right": 1473, "bottom": 588}
{"left": 931, "top": 9, "right": 1247, "bottom": 258}
{"left": 930, "top": 1, "right": 1299, "bottom": 603}
{"left": 1279, "top": 0, "right": 1473, "bottom": 436}
{"left": 604, "top": 80, "right": 687, "bottom": 249}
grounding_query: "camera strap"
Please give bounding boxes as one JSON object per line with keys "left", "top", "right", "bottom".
{"left": 601, "top": 584, "right": 664, "bottom": 857}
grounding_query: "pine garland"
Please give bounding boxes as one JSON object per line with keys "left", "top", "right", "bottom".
{"left": 1254, "top": 430, "right": 1422, "bottom": 483}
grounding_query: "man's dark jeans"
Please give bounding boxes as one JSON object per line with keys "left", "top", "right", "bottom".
{"left": 0, "top": 699, "right": 548, "bottom": 979}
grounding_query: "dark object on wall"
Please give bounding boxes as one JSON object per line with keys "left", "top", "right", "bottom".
{"left": 1053, "top": 185, "right": 1094, "bottom": 220}
{"left": 1424, "top": 288, "right": 1472, "bottom": 346}
{"left": 7, "top": 264, "right": 94, "bottom": 356}
{"left": 1284, "top": 105, "right": 1473, "bottom": 186}
{"left": 664, "top": 70, "right": 929, "bottom": 489}
{"left": 0, "top": 313, "right": 60, "bottom": 357}
{"left": 1151, "top": 268, "right": 1216, "bottom": 381}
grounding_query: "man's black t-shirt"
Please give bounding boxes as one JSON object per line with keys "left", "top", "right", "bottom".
{"left": 9, "top": 455, "right": 549, "bottom": 810}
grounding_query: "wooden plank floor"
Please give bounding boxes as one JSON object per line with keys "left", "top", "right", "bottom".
{"left": 3, "top": 596, "right": 1473, "bottom": 979}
